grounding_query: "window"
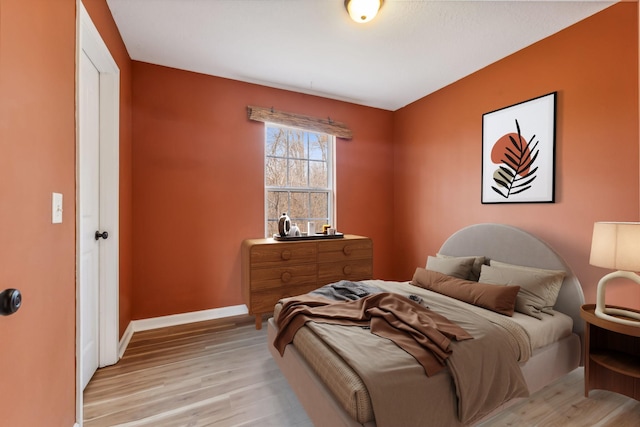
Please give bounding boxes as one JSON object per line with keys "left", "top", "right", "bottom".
{"left": 265, "top": 124, "right": 335, "bottom": 237}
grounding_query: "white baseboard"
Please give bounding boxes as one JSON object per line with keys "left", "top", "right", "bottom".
{"left": 118, "top": 305, "right": 249, "bottom": 356}
{"left": 118, "top": 321, "right": 134, "bottom": 359}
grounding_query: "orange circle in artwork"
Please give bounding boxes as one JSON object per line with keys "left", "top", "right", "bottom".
{"left": 491, "top": 133, "right": 531, "bottom": 176}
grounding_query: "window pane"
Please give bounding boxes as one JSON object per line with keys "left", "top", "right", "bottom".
{"left": 289, "top": 192, "right": 309, "bottom": 221}
{"left": 309, "top": 160, "right": 327, "bottom": 188}
{"left": 265, "top": 158, "right": 287, "bottom": 186}
{"left": 288, "top": 130, "right": 308, "bottom": 159}
{"left": 267, "top": 220, "right": 279, "bottom": 238}
{"left": 267, "top": 191, "right": 288, "bottom": 220}
{"left": 310, "top": 192, "right": 328, "bottom": 219}
{"left": 265, "top": 124, "right": 333, "bottom": 237}
{"left": 309, "top": 134, "right": 328, "bottom": 161}
{"left": 289, "top": 159, "right": 308, "bottom": 187}
{"left": 266, "top": 127, "right": 287, "bottom": 157}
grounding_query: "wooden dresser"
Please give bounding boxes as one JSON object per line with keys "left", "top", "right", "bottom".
{"left": 241, "top": 234, "right": 373, "bottom": 329}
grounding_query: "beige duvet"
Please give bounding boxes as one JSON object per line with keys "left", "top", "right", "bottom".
{"left": 276, "top": 280, "right": 531, "bottom": 426}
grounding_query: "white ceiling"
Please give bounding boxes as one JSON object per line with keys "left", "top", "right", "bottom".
{"left": 106, "top": 0, "right": 615, "bottom": 111}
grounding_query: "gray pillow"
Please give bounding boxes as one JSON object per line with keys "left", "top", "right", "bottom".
{"left": 489, "top": 260, "right": 565, "bottom": 307}
{"left": 436, "top": 253, "right": 486, "bottom": 281}
{"left": 479, "top": 264, "right": 564, "bottom": 320}
{"left": 426, "top": 255, "right": 474, "bottom": 280}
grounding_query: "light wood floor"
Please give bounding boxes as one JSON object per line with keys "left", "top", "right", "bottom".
{"left": 84, "top": 316, "right": 640, "bottom": 427}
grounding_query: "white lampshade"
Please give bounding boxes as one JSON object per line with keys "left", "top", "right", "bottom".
{"left": 590, "top": 222, "right": 640, "bottom": 272}
{"left": 345, "top": 0, "right": 383, "bottom": 24}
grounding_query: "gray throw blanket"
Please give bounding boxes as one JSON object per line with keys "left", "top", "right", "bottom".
{"left": 310, "top": 280, "right": 382, "bottom": 301}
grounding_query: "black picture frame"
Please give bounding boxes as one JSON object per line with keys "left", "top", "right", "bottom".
{"left": 481, "top": 92, "right": 557, "bottom": 204}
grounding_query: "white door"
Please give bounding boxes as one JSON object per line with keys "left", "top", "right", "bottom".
{"left": 79, "top": 49, "right": 101, "bottom": 391}
{"left": 77, "top": 4, "right": 121, "bottom": 422}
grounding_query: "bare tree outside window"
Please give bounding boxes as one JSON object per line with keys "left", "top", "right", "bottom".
{"left": 265, "top": 125, "right": 334, "bottom": 237}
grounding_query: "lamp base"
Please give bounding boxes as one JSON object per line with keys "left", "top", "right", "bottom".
{"left": 595, "top": 270, "right": 640, "bottom": 327}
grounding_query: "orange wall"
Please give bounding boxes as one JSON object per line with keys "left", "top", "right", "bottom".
{"left": 0, "top": 2, "right": 636, "bottom": 425}
{"left": 0, "top": 0, "right": 76, "bottom": 425}
{"left": 0, "top": 1, "right": 132, "bottom": 424}
{"left": 393, "top": 3, "right": 639, "bottom": 306}
{"left": 131, "top": 63, "right": 394, "bottom": 319}
{"left": 83, "top": 0, "right": 134, "bottom": 338}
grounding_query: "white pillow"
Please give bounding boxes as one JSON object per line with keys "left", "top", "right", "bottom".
{"left": 490, "top": 260, "right": 565, "bottom": 307}
{"left": 479, "top": 263, "right": 565, "bottom": 320}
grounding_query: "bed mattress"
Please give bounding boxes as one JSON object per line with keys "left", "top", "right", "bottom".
{"left": 274, "top": 279, "right": 574, "bottom": 424}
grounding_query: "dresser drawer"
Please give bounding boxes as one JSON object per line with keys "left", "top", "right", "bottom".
{"left": 318, "top": 259, "right": 373, "bottom": 285}
{"left": 250, "top": 243, "right": 317, "bottom": 267}
{"left": 250, "top": 283, "right": 321, "bottom": 314}
{"left": 318, "top": 238, "right": 372, "bottom": 263}
{"left": 250, "top": 264, "right": 317, "bottom": 291}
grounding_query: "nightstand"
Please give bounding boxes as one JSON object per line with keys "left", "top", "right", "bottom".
{"left": 580, "top": 304, "right": 640, "bottom": 400}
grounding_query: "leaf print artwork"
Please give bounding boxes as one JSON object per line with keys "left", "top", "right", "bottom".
{"left": 490, "top": 119, "right": 538, "bottom": 199}
{"left": 481, "top": 92, "right": 555, "bottom": 204}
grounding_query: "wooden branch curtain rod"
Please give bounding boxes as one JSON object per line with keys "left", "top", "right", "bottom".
{"left": 247, "top": 106, "right": 352, "bottom": 139}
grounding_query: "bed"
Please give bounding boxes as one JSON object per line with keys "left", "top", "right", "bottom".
{"left": 267, "top": 223, "right": 585, "bottom": 426}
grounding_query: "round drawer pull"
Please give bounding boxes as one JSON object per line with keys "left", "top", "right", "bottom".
{"left": 343, "top": 265, "right": 353, "bottom": 275}
{"left": 342, "top": 246, "right": 352, "bottom": 256}
{"left": 281, "top": 250, "right": 292, "bottom": 260}
{"left": 281, "top": 271, "right": 292, "bottom": 283}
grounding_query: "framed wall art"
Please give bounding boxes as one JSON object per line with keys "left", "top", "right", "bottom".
{"left": 481, "top": 92, "right": 557, "bottom": 204}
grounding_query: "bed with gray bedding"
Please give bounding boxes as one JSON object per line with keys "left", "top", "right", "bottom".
{"left": 267, "top": 223, "right": 585, "bottom": 426}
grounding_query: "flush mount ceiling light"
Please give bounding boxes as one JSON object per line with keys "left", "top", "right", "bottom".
{"left": 345, "top": 0, "right": 383, "bottom": 24}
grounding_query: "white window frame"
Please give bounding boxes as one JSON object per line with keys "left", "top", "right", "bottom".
{"left": 264, "top": 123, "right": 336, "bottom": 237}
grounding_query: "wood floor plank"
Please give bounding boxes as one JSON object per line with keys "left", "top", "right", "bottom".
{"left": 478, "top": 370, "right": 640, "bottom": 426}
{"left": 84, "top": 316, "right": 640, "bottom": 426}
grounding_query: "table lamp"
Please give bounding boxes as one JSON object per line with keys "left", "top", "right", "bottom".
{"left": 589, "top": 221, "right": 640, "bottom": 326}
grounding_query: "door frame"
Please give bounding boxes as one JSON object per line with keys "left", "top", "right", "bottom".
{"left": 76, "top": 2, "right": 120, "bottom": 424}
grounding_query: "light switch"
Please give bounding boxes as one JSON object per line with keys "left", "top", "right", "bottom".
{"left": 52, "top": 192, "right": 63, "bottom": 224}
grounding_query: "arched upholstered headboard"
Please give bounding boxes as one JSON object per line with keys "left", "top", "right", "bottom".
{"left": 438, "top": 223, "right": 585, "bottom": 340}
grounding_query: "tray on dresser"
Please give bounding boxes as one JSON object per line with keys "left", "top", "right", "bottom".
{"left": 273, "top": 232, "right": 344, "bottom": 241}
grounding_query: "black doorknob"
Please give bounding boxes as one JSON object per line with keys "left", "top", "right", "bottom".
{"left": 0, "top": 289, "right": 22, "bottom": 316}
{"left": 95, "top": 230, "right": 109, "bottom": 240}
